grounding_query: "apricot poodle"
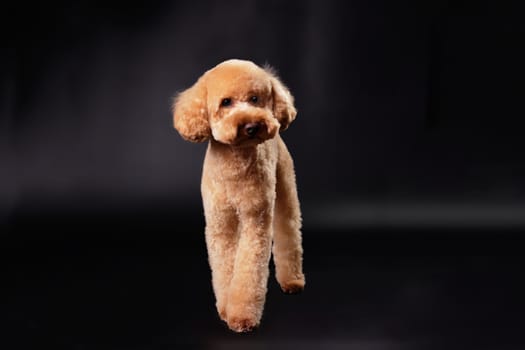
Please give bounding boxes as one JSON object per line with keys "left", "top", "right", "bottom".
{"left": 172, "top": 59, "right": 305, "bottom": 332}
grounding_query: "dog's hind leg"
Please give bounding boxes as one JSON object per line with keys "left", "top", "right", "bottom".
{"left": 272, "top": 139, "right": 305, "bottom": 294}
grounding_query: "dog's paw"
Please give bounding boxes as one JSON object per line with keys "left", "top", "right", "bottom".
{"left": 280, "top": 278, "right": 305, "bottom": 294}
{"left": 225, "top": 302, "right": 260, "bottom": 333}
{"left": 217, "top": 304, "right": 228, "bottom": 322}
{"left": 227, "top": 316, "right": 259, "bottom": 333}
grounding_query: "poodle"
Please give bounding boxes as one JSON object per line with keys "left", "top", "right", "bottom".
{"left": 172, "top": 59, "right": 305, "bottom": 332}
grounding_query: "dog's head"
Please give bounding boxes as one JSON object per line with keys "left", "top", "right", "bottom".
{"left": 173, "top": 59, "right": 296, "bottom": 147}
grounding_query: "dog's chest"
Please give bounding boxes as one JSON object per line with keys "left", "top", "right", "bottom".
{"left": 226, "top": 150, "right": 275, "bottom": 183}
{"left": 205, "top": 141, "right": 278, "bottom": 185}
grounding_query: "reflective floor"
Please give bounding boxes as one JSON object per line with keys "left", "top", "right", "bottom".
{"left": 2, "top": 206, "right": 525, "bottom": 349}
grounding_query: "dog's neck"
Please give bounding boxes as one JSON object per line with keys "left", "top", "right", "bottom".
{"left": 207, "top": 139, "right": 271, "bottom": 176}
{"left": 209, "top": 139, "right": 262, "bottom": 158}
{"left": 207, "top": 138, "right": 278, "bottom": 181}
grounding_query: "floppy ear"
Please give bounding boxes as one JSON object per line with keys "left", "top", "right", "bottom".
{"left": 265, "top": 67, "right": 297, "bottom": 131}
{"left": 172, "top": 77, "right": 211, "bottom": 142}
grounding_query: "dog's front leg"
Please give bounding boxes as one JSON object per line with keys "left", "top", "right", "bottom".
{"left": 226, "top": 205, "right": 273, "bottom": 332}
{"left": 202, "top": 168, "right": 239, "bottom": 322}
{"left": 203, "top": 204, "right": 239, "bottom": 322}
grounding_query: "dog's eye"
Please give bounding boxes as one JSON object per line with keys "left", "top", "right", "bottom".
{"left": 220, "top": 98, "right": 232, "bottom": 107}
{"left": 249, "top": 96, "right": 258, "bottom": 104}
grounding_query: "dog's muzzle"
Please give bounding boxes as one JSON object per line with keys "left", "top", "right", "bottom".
{"left": 243, "top": 122, "right": 262, "bottom": 138}
{"left": 211, "top": 108, "right": 280, "bottom": 145}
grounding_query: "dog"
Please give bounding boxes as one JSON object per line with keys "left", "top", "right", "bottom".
{"left": 172, "top": 59, "right": 304, "bottom": 332}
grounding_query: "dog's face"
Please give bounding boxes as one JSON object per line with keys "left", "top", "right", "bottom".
{"left": 205, "top": 62, "right": 279, "bottom": 147}
{"left": 173, "top": 59, "right": 296, "bottom": 146}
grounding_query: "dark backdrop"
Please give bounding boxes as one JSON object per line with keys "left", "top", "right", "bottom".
{"left": 2, "top": 1, "right": 525, "bottom": 349}
{"left": 2, "top": 0, "right": 525, "bottom": 228}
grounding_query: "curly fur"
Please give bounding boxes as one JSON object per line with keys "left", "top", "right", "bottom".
{"left": 173, "top": 59, "right": 304, "bottom": 332}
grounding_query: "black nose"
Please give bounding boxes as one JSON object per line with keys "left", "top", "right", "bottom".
{"left": 244, "top": 123, "right": 261, "bottom": 137}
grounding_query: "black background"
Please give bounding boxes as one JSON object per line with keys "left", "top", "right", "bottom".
{"left": 2, "top": 1, "right": 525, "bottom": 349}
